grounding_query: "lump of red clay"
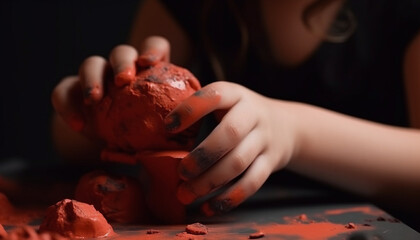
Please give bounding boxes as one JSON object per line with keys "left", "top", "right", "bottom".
{"left": 89, "top": 61, "right": 201, "bottom": 155}
{"left": 249, "top": 231, "right": 265, "bottom": 239}
{"left": 39, "top": 199, "right": 114, "bottom": 239}
{"left": 75, "top": 170, "right": 146, "bottom": 224}
{"left": 185, "top": 222, "right": 208, "bottom": 235}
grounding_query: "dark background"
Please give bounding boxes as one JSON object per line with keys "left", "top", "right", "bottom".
{"left": 1, "top": 0, "right": 140, "bottom": 163}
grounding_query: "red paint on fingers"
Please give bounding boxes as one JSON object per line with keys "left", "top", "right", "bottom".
{"left": 165, "top": 88, "right": 221, "bottom": 133}
{"left": 138, "top": 49, "right": 163, "bottom": 67}
{"left": 115, "top": 66, "right": 136, "bottom": 87}
{"left": 177, "top": 183, "right": 197, "bottom": 205}
{"left": 83, "top": 84, "right": 102, "bottom": 104}
{"left": 201, "top": 187, "right": 247, "bottom": 216}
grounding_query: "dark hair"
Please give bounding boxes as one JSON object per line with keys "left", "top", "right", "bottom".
{"left": 200, "top": 0, "right": 356, "bottom": 81}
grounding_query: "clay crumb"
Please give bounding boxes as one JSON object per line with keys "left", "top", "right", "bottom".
{"left": 298, "top": 214, "right": 308, "bottom": 221}
{"left": 345, "top": 223, "right": 356, "bottom": 229}
{"left": 249, "top": 231, "right": 265, "bottom": 239}
{"left": 185, "top": 222, "right": 208, "bottom": 235}
{"left": 146, "top": 229, "right": 160, "bottom": 234}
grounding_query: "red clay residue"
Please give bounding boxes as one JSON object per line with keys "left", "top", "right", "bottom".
{"left": 38, "top": 199, "right": 115, "bottom": 239}
{"left": 185, "top": 223, "right": 208, "bottom": 235}
{"left": 345, "top": 222, "right": 356, "bottom": 229}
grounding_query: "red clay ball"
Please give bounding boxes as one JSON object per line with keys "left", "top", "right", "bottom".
{"left": 88, "top": 62, "right": 201, "bottom": 155}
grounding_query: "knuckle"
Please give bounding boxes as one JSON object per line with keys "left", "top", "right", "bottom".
{"left": 224, "top": 122, "right": 242, "bottom": 142}
{"left": 230, "top": 153, "right": 247, "bottom": 173}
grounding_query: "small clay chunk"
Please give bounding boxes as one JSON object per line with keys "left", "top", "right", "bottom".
{"left": 185, "top": 223, "right": 208, "bottom": 235}
{"left": 39, "top": 199, "right": 114, "bottom": 239}
{"left": 249, "top": 231, "right": 265, "bottom": 239}
{"left": 75, "top": 170, "right": 146, "bottom": 223}
{"left": 345, "top": 223, "right": 356, "bottom": 229}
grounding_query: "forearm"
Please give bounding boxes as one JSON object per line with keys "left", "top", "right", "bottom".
{"left": 283, "top": 101, "right": 420, "bottom": 203}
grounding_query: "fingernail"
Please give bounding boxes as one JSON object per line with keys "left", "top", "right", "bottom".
{"left": 115, "top": 67, "right": 135, "bottom": 87}
{"left": 179, "top": 148, "right": 221, "bottom": 180}
{"left": 138, "top": 51, "right": 160, "bottom": 67}
{"left": 83, "top": 86, "right": 101, "bottom": 104}
{"left": 176, "top": 184, "right": 197, "bottom": 205}
{"left": 164, "top": 113, "right": 181, "bottom": 131}
{"left": 205, "top": 199, "right": 234, "bottom": 216}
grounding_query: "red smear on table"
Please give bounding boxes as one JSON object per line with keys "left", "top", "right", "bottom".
{"left": 257, "top": 221, "right": 369, "bottom": 240}
{"left": 324, "top": 206, "right": 385, "bottom": 216}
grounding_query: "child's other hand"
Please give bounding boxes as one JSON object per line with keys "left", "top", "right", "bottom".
{"left": 168, "top": 81, "right": 299, "bottom": 216}
{"left": 51, "top": 36, "right": 170, "bottom": 134}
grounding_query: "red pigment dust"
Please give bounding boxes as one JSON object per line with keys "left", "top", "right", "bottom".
{"left": 257, "top": 221, "right": 369, "bottom": 240}
{"left": 87, "top": 61, "right": 201, "bottom": 156}
{"left": 74, "top": 170, "right": 146, "bottom": 224}
{"left": 38, "top": 199, "right": 115, "bottom": 239}
{"left": 324, "top": 206, "right": 385, "bottom": 216}
{"left": 0, "top": 192, "right": 42, "bottom": 226}
{"left": 185, "top": 222, "right": 208, "bottom": 235}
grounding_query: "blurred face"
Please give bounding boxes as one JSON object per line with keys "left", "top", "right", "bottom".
{"left": 260, "top": 0, "right": 344, "bottom": 66}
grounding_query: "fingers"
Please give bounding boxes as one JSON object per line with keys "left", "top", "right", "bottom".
{"left": 177, "top": 128, "right": 263, "bottom": 205}
{"left": 165, "top": 82, "right": 238, "bottom": 133}
{"left": 201, "top": 154, "right": 272, "bottom": 216}
{"left": 178, "top": 99, "right": 258, "bottom": 180}
{"left": 138, "top": 36, "right": 170, "bottom": 66}
{"left": 109, "top": 45, "right": 138, "bottom": 87}
{"left": 78, "top": 56, "right": 108, "bottom": 104}
{"left": 51, "top": 76, "right": 85, "bottom": 132}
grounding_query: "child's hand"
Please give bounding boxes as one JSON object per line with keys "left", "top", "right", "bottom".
{"left": 169, "top": 81, "right": 299, "bottom": 216}
{"left": 51, "top": 36, "right": 170, "bottom": 135}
